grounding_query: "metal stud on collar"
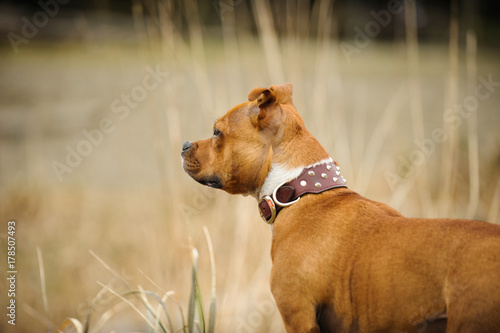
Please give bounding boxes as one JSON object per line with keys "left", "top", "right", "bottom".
{"left": 258, "top": 162, "right": 348, "bottom": 225}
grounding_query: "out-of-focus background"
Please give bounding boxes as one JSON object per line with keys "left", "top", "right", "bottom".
{"left": 0, "top": 0, "right": 499, "bottom": 332}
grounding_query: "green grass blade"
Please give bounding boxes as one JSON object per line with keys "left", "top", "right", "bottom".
{"left": 194, "top": 271, "right": 205, "bottom": 333}
{"left": 188, "top": 248, "right": 199, "bottom": 332}
{"left": 203, "top": 226, "right": 216, "bottom": 333}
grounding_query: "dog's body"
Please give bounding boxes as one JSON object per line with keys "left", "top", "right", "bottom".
{"left": 181, "top": 83, "right": 500, "bottom": 332}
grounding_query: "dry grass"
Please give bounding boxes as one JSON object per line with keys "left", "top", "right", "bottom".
{"left": 1, "top": 1, "right": 500, "bottom": 332}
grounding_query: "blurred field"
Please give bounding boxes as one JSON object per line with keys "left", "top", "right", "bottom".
{"left": 1, "top": 1, "right": 500, "bottom": 332}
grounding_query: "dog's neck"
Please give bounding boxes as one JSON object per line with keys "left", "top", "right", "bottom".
{"left": 258, "top": 157, "right": 334, "bottom": 200}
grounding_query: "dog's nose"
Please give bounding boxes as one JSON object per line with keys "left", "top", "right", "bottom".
{"left": 182, "top": 141, "right": 193, "bottom": 152}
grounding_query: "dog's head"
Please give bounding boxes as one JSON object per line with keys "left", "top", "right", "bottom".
{"left": 181, "top": 83, "right": 329, "bottom": 197}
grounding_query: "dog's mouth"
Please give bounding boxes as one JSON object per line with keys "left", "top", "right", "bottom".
{"left": 197, "top": 176, "right": 223, "bottom": 189}
{"left": 181, "top": 147, "right": 223, "bottom": 189}
{"left": 193, "top": 176, "right": 222, "bottom": 189}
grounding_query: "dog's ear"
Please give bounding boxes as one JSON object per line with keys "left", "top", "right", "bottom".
{"left": 248, "top": 87, "right": 282, "bottom": 131}
{"left": 270, "top": 82, "right": 293, "bottom": 105}
{"left": 248, "top": 87, "right": 276, "bottom": 108}
{"left": 247, "top": 83, "right": 293, "bottom": 106}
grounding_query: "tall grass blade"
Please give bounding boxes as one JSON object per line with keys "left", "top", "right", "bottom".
{"left": 89, "top": 250, "right": 168, "bottom": 332}
{"left": 97, "top": 283, "right": 158, "bottom": 330}
{"left": 138, "top": 285, "right": 159, "bottom": 333}
{"left": 465, "top": 30, "right": 479, "bottom": 219}
{"left": 88, "top": 287, "right": 172, "bottom": 333}
{"left": 439, "top": 0, "right": 460, "bottom": 216}
{"left": 219, "top": 0, "right": 244, "bottom": 104}
{"left": 203, "top": 226, "right": 217, "bottom": 333}
{"left": 137, "top": 268, "right": 177, "bottom": 332}
{"left": 90, "top": 302, "right": 129, "bottom": 333}
{"left": 194, "top": 274, "right": 205, "bottom": 333}
{"left": 488, "top": 177, "right": 500, "bottom": 224}
{"left": 357, "top": 82, "right": 407, "bottom": 193}
{"left": 23, "top": 304, "right": 53, "bottom": 328}
{"left": 37, "top": 247, "right": 52, "bottom": 333}
{"left": 188, "top": 247, "right": 205, "bottom": 333}
{"left": 187, "top": 251, "right": 196, "bottom": 332}
{"left": 83, "top": 282, "right": 111, "bottom": 333}
{"left": 56, "top": 318, "right": 83, "bottom": 333}
{"left": 251, "top": 0, "right": 285, "bottom": 83}
{"left": 404, "top": 0, "right": 432, "bottom": 215}
{"left": 183, "top": 0, "right": 214, "bottom": 117}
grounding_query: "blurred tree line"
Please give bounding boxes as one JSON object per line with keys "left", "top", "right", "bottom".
{"left": 0, "top": 0, "right": 499, "bottom": 45}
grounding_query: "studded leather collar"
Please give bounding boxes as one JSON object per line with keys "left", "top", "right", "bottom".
{"left": 258, "top": 162, "right": 347, "bottom": 224}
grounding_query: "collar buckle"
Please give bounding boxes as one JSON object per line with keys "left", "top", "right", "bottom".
{"left": 259, "top": 195, "right": 277, "bottom": 224}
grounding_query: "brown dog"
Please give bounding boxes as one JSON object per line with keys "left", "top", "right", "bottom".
{"left": 181, "top": 83, "right": 500, "bottom": 332}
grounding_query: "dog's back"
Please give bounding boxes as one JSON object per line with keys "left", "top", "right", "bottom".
{"left": 283, "top": 189, "right": 500, "bottom": 332}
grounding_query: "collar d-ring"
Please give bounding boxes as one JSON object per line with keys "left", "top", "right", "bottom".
{"left": 272, "top": 180, "right": 300, "bottom": 207}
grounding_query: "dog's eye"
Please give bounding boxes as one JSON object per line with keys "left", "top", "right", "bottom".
{"left": 213, "top": 129, "right": 222, "bottom": 138}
